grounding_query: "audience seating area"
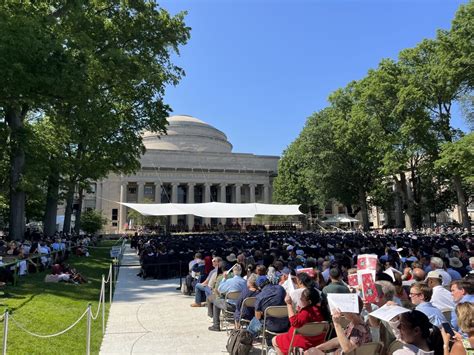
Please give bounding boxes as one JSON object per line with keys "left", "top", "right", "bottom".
{"left": 132, "top": 230, "right": 473, "bottom": 355}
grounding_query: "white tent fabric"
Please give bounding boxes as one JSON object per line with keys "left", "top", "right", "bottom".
{"left": 323, "top": 214, "right": 359, "bottom": 223}
{"left": 120, "top": 202, "right": 302, "bottom": 218}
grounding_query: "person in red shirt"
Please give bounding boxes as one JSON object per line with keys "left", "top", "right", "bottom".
{"left": 272, "top": 287, "right": 327, "bottom": 355}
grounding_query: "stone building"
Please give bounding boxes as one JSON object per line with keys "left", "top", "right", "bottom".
{"left": 87, "top": 115, "right": 279, "bottom": 233}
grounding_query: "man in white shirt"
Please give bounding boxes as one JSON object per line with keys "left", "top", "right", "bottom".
{"left": 425, "top": 271, "right": 454, "bottom": 311}
{"left": 429, "top": 257, "right": 451, "bottom": 286}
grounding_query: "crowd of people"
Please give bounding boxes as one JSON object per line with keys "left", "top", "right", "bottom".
{"left": 0, "top": 231, "right": 98, "bottom": 284}
{"left": 134, "top": 229, "right": 473, "bottom": 354}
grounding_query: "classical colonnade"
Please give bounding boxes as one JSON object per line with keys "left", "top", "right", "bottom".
{"left": 108, "top": 181, "right": 271, "bottom": 230}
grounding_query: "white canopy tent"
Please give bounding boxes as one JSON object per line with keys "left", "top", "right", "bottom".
{"left": 323, "top": 214, "right": 359, "bottom": 223}
{"left": 120, "top": 202, "right": 303, "bottom": 218}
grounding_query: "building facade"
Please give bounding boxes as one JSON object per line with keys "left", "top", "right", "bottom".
{"left": 87, "top": 115, "right": 279, "bottom": 233}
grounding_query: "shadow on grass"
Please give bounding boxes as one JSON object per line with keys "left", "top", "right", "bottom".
{"left": 3, "top": 241, "right": 118, "bottom": 309}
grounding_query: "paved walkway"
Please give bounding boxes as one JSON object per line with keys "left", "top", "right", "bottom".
{"left": 100, "top": 246, "right": 230, "bottom": 354}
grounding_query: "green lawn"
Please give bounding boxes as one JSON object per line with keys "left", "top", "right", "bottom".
{"left": 0, "top": 240, "right": 119, "bottom": 355}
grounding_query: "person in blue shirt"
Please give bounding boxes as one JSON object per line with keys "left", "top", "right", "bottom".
{"left": 450, "top": 279, "right": 474, "bottom": 333}
{"left": 409, "top": 282, "right": 446, "bottom": 328}
{"left": 234, "top": 273, "right": 260, "bottom": 328}
{"left": 208, "top": 263, "right": 247, "bottom": 331}
{"left": 254, "top": 271, "right": 289, "bottom": 334}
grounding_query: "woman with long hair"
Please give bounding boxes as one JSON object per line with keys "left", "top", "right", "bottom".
{"left": 442, "top": 302, "right": 474, "bottom": 355}
{"left": 395, "top": 310, "right": 443, "bottom": 355}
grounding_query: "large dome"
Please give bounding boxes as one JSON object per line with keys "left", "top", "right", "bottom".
{"left": 142, "top": 115, "right": 233, "bottom": 153}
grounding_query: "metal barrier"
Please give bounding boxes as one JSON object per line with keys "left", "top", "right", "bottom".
{"left": 1, "top": 239, "right": 125, "bottom": 355}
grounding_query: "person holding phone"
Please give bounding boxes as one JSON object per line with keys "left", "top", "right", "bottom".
{"left": 441, "top": 302, "right": 474, "bottom": 355}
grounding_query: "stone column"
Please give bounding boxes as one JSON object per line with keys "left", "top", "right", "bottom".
{"left": 219, "top": 183, "right": 227, "bottom": 224}
{"left": 187, "top": 183, "right": 195, "bottom": 230}
{"left": 249, "top": 184, "right": 256, "bottom": 203}
{"left": 204, "top": 183, "right": 211, "bottom": 203}
{"left": 235, "top": 184, "right": 242, "bottom": 204}
{"left": 137, "top": 181, "right": 145, "bottom": 203}
{"left": 171, "top": 182, "right": 179, "bottom": 225}
{"left": 119, "top": 182, "right": 127, "bottom": 232}
{"left": 155, "top": 183, "right": 162, "bottom": 203}
{"left": 219, "top": 184, "right": 227, "bottom": 203}
{"left": 95, "top": 181, "right": 102, "bottom": 211}
{"left": 263, "top": 184, "right": 270, "bottom": 204}
{"left": 203, "top": 183, "right": 211, "bottom": 225}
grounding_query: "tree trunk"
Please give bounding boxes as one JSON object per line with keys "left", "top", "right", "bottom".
{"left": 6, "top": 106, "right": 28, "bottom": 240}
{"left": 43, "top": 170, "right": 60, "bottom": 237}
{"left": 393, "top": 184, "right": 405, "bottom": 228}
{"left": 358, "top": 187, "right": 370, "bottom": 231}
{"left": 452, "top": 175, "right": 471, "bottom": 231}
{"left": 63, "top": 183, "right": 75, "bottom": 234}
{"left": 397, "top": 173, "right": 421, "bottom": 231}
{"left": 74, "top": 186, "right": 84, "bottom": 234}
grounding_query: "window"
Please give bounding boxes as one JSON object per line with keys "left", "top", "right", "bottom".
{"left": 128, "top": 186, "right": 137, "bottom": 194}
{"left": 144, "top": 185, "right": 153, "bottom": 195}
{"left": 112, "top": 222, "right": 118, "bottom": 227}
{"left": 112, "top": 208, "right": 118, "bottom": 221}
{"left": 325, "top": 202, "right": 332, "bottom": 215}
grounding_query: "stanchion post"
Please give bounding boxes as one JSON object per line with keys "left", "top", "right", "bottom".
{"left": 109, "top": 264, "right": 113, "bottom": 304}
{"left": 2, "top": 309, "right": 8, "bottom": 355}
{"left": 102, "top": 276, "right": 105, "bottom": 334}
{"left": 86, "top": 303, "right": 91, "bottom": 355}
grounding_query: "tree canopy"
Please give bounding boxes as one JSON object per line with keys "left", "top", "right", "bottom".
{"left": 0, "top": 1, "right": 190, "bottom": 238}
{"left": 274, "top": 2, "right": 473, "bottom": 231}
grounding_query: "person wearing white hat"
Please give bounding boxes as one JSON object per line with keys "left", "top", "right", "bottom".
{"left": 429, "top": 257, "right": 451, "bottom": 286}
{"left": 425, "top": 271, "right": 454, "bottom": 311}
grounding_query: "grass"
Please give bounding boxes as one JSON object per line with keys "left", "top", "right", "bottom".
{"left": 0, "top": 240, "right": 119, "bottom": 355}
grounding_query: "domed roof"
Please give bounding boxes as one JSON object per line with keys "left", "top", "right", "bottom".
{"left": 143, "top": 115, "right": 233, "bottom": 153}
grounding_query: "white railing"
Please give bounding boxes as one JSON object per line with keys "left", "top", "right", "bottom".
{"left": 1, "top": 238, "right": 127, "bottom": 355}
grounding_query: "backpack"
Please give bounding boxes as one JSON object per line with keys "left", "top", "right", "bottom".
{"left": 226, "top": 329, "right": 253, "bottom": 355}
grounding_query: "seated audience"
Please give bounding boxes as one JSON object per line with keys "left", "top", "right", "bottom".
{"left": 409, "top": 282, "right": 447, "bottom": 327}
{"left": 426, "top": 271, "right": 455, "bottom": 311}
{"left": 234, "top": 273, "right": 260, "bottom": 328}
{"left": 272, "top": 287, "right": 326, "bottom": 355}
{"left": 442, "top": 302, "right": 474, "bottom": 355}
{"left": 208, "top": 264, "right": 247, "bottom": 331}
{"left": 450, "top": 279, "right": 474, "bottom": 333}
{"left": 396, "top": 310, "right": 443, "bottom": 355}
{"left": 305, "top": 297, "right": 371, "bottom": 355}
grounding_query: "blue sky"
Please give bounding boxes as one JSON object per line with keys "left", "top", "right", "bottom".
{"left": 160, "top": 0, "right": 469, "bottom": 156}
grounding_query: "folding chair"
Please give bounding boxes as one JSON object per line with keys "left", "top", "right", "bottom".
{"left": 288, "top": 321, "right": 330, "bottom": 355}
{"left": 261, "top": 305, "right": 288, "bottom": 354}
{"left": 221, "top": 291, "right": 241, "bottom": 333}
{"left": 343, "top": 341, "right": 384, "bottom": 355}
{"left": 386, "top": 340, "right": 404, "bottom": 355}
{"left": 239, "top": 296, "right": 257, "bottom": 328}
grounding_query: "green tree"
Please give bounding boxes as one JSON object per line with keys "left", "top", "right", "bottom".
{"left": 436, "top": 133, "right": 474, "bottom": 186}
{"left": 80, "top": 209, "right": 107, "bottom": 234}
{"left": 399, "top": 36, "right": 471, "bottom": 229}
{"left": 0, "top": 2, "right": 190, "bottom": 238}
{"left": 0, "top": 3, "right": 81, "bottom": 239}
